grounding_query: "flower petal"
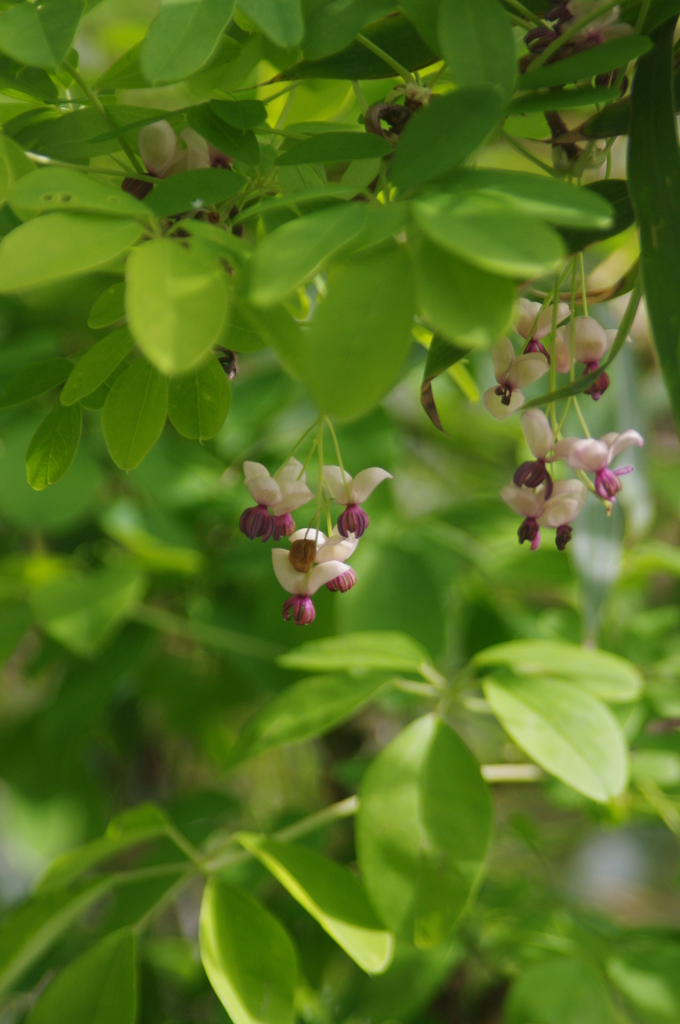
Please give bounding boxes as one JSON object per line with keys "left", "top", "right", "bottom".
{"left": 514, "top": 298, "right": 542, "bottom": 340}
{"left": 290, "top": 528, "right": 326, "bottom": 546}
{"left": 607, "top": 429, "right": 644, "bottom": 461}
{"left": 316, "top": 528, "right": 359, "bottom": 563}
{"left": 138, "top": 120, "right": 177, "bottom": 177}
{"left": 534, "top": 301, "right": 571, "bottom": 340}
{"left": 324, "top": 465, "right": 353, "bottom": 505}
{"left": 539, "top": 479, "right": 587, "bottom": 526}
{"left": 243, "top": 461, "right": 282, "bottom": 506}
{"left": 270, "top": 480, "right": 314, "bottom": 515}
{"left": 272, "top": 548, "right": 305, "bottom": 594}
{"left": 351, "top": 467, "right": 393, "bottom": 504}
{"left": 554, "top": 328, "right": 572, "bottom": 374}
{"left": 491, "top": 337, "right": 515, "bottom": 383}
{"left": 521, "top": 409, "right": 553, "bottom": 459}
{"left": 507, "top": 352, "right": 549, "bottom": 388}
{"left": 500, "top": 483, "right": 544, "bottom": 517}
{"left": 572, "top": 316, "right": 608, "bottom": 364}
{"left": 555, "top": 438, "right": 609, "bottom": 472}
{"left": 306, "top": 560, "right": 351, "bottom": 595}
{"left": 277, "top": 457, "right": 306, "bottom": 483}
{"left": 484, "top": 387, "right": 525, "bottom": 419}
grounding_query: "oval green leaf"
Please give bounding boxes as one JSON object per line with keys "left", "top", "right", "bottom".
{"left": 26, "top": 403, "right": 81, "bottom": 491}
{"left": 168, "top": 354, "right": 231, "bottom": 440}
{"left": 519, "top": 34, "right": 652, "bottom": 90}
{"left": 236, "top": 0, "right": 303, "bottom": 47}
{"left": 199, "top": 879, "right": 297, "bottom": 1024}
{"left": 505, "top": 958, "right": 614, "bottom": 1024}
{"left": 102, "top": 358, "right": 168, "bottom": 470}
{"left": 0, "top": 214, "right": 142, "bottom": 293}
{"left": 88, "top": 281, "right": 126, "bottom": 329}
{"left": 140, "top": 0, "right": 236, "bottom": 85}
{"left": 438, "top": 0, "right": 515, "bottom": 101}
{"left": 8, "top": 167, "right": 152, "bottom": 221}
{"left": 238, "top": 835, "right": 394, "bottom": 974}
{"left": 145, "top": 168, "right": 245, "bottom": 218}
{"left": 0, "top": 357, "right": 73, "bottom": 409}
{"left": 61, "top": 327, "right": 135, "bottom": 406}
{"left": 187, "top": 104, "right": 260, "bottom": 165}
{"left": 0, "top": 0, "right": 83, "bottom": 68}
{"left": 276, "top": 131, "right": 391, "bottom": 165}
{"left": 210, "top": 98, "right": 267, "bottom": 129}
{"left": 0, "top": 136, "right": 34, "bottom": 206}
{"left": 356, "top": 714, "right": 492, "bottom": 947}
{"left": 125, "top": 238, "right": 229, "bottom": 375}
{"left": 483, "top": 675, "right": 629, "bottom": 802}
{"left": 278, "top": 631, "right": 430, "bottom": 674}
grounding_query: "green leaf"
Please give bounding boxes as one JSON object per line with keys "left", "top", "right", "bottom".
{"left": 303, "top": 0, "right": 395, "bottom": 60}
{"left": 31, "top": 567, "right": 146, "bottom": 657}
{"left": 61, "top": 327, "right": 135, "bottom": 406}
{"left": 607, "top": 940, "right": 680, "bottom": 1024}
{"left": 249, "top": 203, "right": 367, "bottom": 306}
{"left": 399, "top": 0, "right": 438, "bottom": 48}
{"left": 145, "top": 168, "right": 246, "bottom": 218}
{"left": 26, "top": 929, "right": 136, "bottom": 1024}
{"left": 88, "top": 281, "right": 126, "bottom": 329}
{"left": 628, "top": 20, "right": 680, "bottom": 429}
{"left": 80, "top": 359, "right": 131, "bottom": 411}
{"left": 419, "top": 333, "right": 474, "bottom": 433}
{"left": 389, "top": 87, "right": 503, "bottom": 191}
{"left": 278, "top": 631, "right": 430, "bottom": 674}
{"left": 300, "top": 242, "right": 415, "bottom": 418}
{"left": 125, "top": 238, "right": 229, "bottom": 375}
{"left": 473, "top": 639, "right": 643, "bottom": 702}
{"left": 8, "top": 167, "right": 152, "bottom": 222}
{"left": 95, "top": 41, "right": 145, "bottom": 90}
{"left": 0, "top": 214, "right": 142, "bottom": 292}
{"left": 509, "top": 83, "right": 620, "bottom": 114}
{"left": 519, "top": 34, "right": 653, "bottom": 90}
{"left": 168, "top": 354, "right": 231, "bottom": 440}
{"left": 414, "top": 238, "right": 514, "bottom": 347}
{"left": 0, "top": 135, "right": 34, "bottom": 206}
{"left": 414, "top": 193, "right": 565, "bottom": 278}
{"left": 26, "top": 403, "right": 81, "bottom": 491}
{"left": 236, "top": 0, "right": 303, "bottom": 47}
{"left": 227, "top": 674, "right": 390, "bottom": 767}
{"left": 0, "top": 356, "right": 73, "bottom": 409}
{"left": 559, "top": 179, "right": 634, "bottom": 252}
{"left": 140, "top": 0, "right": 236, "bottom": 85}
{"left": 276, "top": 132, "right": 391, "bottom": 165}
{"left": 437, "top": 0, "right": 515, "bottom": 101}
{"left": 356, "top": 714, "right": 492, "bottom": 947}
{"left": 187, "top": 104, "right": 260, "bottom": 165}
{"left": 199, "top": 880, "right": 297, "bottom": 1024}
{"left": 0, "top": 0, "right": 83, "bottom": 68}
{"left": 505, "top": 959, "right": 614, "bottom": 1024}
{"left": 102, "top": 358, "right": 168, "bottom": 470}
{"left": 232, "top": 301, "right": 304, "bottom": 376}
{"left": 210, "top": 98, "right": 267, "bottom": 128}
{"left": 483, "top": 676, "right": 629, "bottom": 802}
{"left": 238, "top": 835, "right": 394, "bottom": 974}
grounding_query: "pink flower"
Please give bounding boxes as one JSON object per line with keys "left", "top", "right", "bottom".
{"left": 563, "top": 1, "right": 633, "bottom": 43}
{"left": 239, "top": 459, "right": 313, "bottom": 541}
{"left": 483, "top": 337, "right": 549, "bottom": 420}
{"left": 288, "top": 528, "right": 359, "bottom": 591}
{"left": 501, "top": 479, "right": 587, "bottom": 551}
{"left": 513, "top": 409, "right": 559, "bottom": 496}
{"left": 555, "top": 316, "right": 614, "bottom": 397}
{"left": 324, "top": 466, "right": 392, "bottom": 538}
{"left": 515, "top": 298, "right": 570, "bottom": 361}
{"left": 554, "top": 430, "right": 643, "bottom": 500}
{"left": 272, "top": 549, "right": 352, "bottom": 625}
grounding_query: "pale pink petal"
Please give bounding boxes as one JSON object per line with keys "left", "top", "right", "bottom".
{"left": 507, "top": 352, "right": 549, "bottom": 388}
{"left": 534, "top": 302, "right": 571, "bottom": 340}
{"left": 514, "top": 298, "right": 541, "bottom": 340}
{"left": 138, "top": 120, "right": 177, "bottom": 177}
{"left": 521, "top": 409, "right": 553, "bottom": 459}
{"left": 272, "top": 548, "right": 305, "bottom": 595}
{"left": 270, "top": 480, "right": 314, "bottom": 515}
{"left": 500, "top": 483, "right": 544, "bottom": 518}
{"left": 491, "top": 337, "right": 515, "bottom": 384}
{"left": 323, "top": 466, "right": 352, "bottom": 505}
{"left": 607, "top": 429, "right": 644, "bottom": 461}
{"left": 316, "top": 529, "right": 358, "bottom": 563}
{"left": 276, "top": 457, "right": 305, "bottom": 484}
{"left": 351, "top": 467, "right": 392, "bottom": 504}
{"left": 539, "top": 479, "right": 587, "bottom": 526}
{"left": 243, "top": 461, "right": 282, "bottom": 506}
{"left": 558, "top": 438, "right": 610, "bottom": 472}
{"left": 554, "top": 328, "right": 572, "bottom": 374}
{"left": 305, "top": 560, "right": 351, "bottom": 595}
{"left": 289, "top": 528, "right": 326, "bottom": 546}
{"left": 179, "top": 127, "right": 210, "bottom": 170}
{"left": 572, "top": 316, "right": 608, "bottom": 364}
{"left": 484, "top": 387, "right": 525, "bottom": 419}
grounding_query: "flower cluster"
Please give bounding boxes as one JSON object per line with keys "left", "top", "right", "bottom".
{"left": 524, "top": 1, "right": 632, "bottom": 63}
{"left": 123, "top": 120, "right": 231, "bottom": 200}
{"left": 238, "top": 455, "right": 391, "bottom": 624}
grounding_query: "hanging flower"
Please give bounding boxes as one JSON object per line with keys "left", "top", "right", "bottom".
{"left": 501, "top": 479, "right": 587, "bottom": 551}
{"left": 138, "top": 120, "right": 178, "bottom": 177}
{"left": 272, "top": 549, "right": 352, "bottom": 625}
{"left": 555, "top": 316, "right": 614, "bottom": 399}
{"left": 324, "top": 466, "right": 392, "bottom": 538}
{"left": 561, "top": 1, "right": 633, "bottom": 44}
{"left": 289, "top": 528, "right": 359, "bottom": 591}
{"left": 554, "top": 430, "right": 643, "bottom": 500}
{"left": 483, "top": 337, "right": 549, "bottom": 420}
{"left": 239, "top": 459, "right": 313, "bottom": 542}
{"left": 513, "top": 409, "right": 560, "bottom": 497}
{"left": 515, "top": 298, "right": 570, "bottom": 362}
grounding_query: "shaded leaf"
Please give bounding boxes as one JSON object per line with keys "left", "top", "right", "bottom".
{"left": 419, "top": 333, "right": 473, "bottom": 433}
{"left": 141, "top": 0, "right": 236, "bottom": 85}
{"left": 0, "top": 357, "right": 72, "bottom": 409}
{"left": 278, "top": 631, "right": 430, "bottom": 674}
{"left": 102, "top": 358, "right": 168, "bottom": 470}
{"left": 559, "top": 179, "right": 634, "bottom": 252}
{"left": 505, "top": 959, "right": 614, "bottom": 1024}
{"left": 519, "top": 34, "right": 652, "bottom": 90}
{"left": 438, "top": 0, "right": 515, "bottom": 101}
{"left": 188, "top": 104, "right": 260, "bottom": 165}
{"left": 276, "top": 132, "right": 391, "bottom": 165}
{"left": 303, "top": 0, "right": 394, "bottom": 59}
{"left": 61, "top": 327, "right": 135, "bottom": 406}
{"left": 26, "top": 403, "right": 81, "bottom": 490}
{"left": 145, "top": 168, "right": 245, "bottom": 218}
{"left": 0, "top": 0, "right": 83, "bottom": 68}
{"left": 87, "top": 281, "right": 126, "bottom": 329}
{"left": 168, "top": 354, "right": 231, "bottom": 440}
{"left": 0, "top": 135, "right": 33, "bottom": 206}
{"left": 8, "top": 167, "right": 152, "bottom": 221}
{"left": 236, "top": 0, "right": 303, "bottom": 47}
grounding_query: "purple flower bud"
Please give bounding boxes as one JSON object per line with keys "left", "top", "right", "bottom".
{"left": 282, "top": 595, "right": 315, "bottom": 625}
{"left": 594, "top": 465, "right": 633, "bottom": 500}
{"left": 272, "top": 513, "right": 296, "bottom": 541}
{"left": 326, "top": 568, "right": 357, "bottom": 593}
{"left": 518, "top": 517, "right": 541, "bottom": 551}
{"left": 239, "top": 504, "right": 274, "bottom": 541}
{"left": 584, "top": 363, "right": 610, "bottom": 401}
{"left": 338, "top": 504, "right": 370, "bottom": 538}
{"left": 122, "top": 177, "right": 154, "bottom": 200}
{"left": 513, "top": 460, "right": 554, "bottom": 497}
{"left": 524, "top": 26, "right": 558, "bottom": 49}
{"left": 556, "top": 524, "right": 573, "bottom": 550}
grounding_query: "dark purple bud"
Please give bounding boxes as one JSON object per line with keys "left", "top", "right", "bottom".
{"left": 546, "top": 3, "right": 570, "bottom": 20}
{"left": 524, "top": 338, "right": 551, "bottom": 363}
{"left": 525, "top": 27, "right": 558, "bottom": 48}
{"left": 239, "top": 504, "right": 274, "bottom": 541}
{"left": 338, "top": 504, "right": 370, "bottom": 539}
{"left": 272, "top": 514, "right": 296, "bottom": 541}
{"left": 595, "top": 72, "right": 612, "bottom": 87}
{"left": 326, "top": 568, "right": 357, "bottom": 593}
{"left": 583, "top": 362, "right": 610, "bottom": 401}
{"left": 513, "top": 461, "right": 554, "bottom": 498}
{"left": 518, "top": 517, "right": 541, "bottom": 551}
{"left": 122, "top": 177, "right": 154, "bottom": 200}
{"left": 594, "top": 465, "right": 633, "bottom": 501}
{"left": 555, "top": 524, "right": 573, "bottom": 551}
{"left": 282, "top": 595, "right": 315, "bottom": 625}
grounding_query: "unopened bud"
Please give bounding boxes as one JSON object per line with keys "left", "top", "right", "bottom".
{"left": 138, "top": 120, "right": 177, "bottom": 177}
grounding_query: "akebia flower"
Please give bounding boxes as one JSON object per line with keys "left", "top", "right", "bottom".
{"left": 513, "top": 410, "right": 558, "bottom": 497}
{"left": 515, "top": 298, "right": 570, "bottom": 362}
{"left": 483, "top": 337, "right": 549, "bottom": 420}
{"left": 501, "top": 479, "right": 587, "bottom": 551}
{"left": 554, "top": 430, "right": 643, "bottom": 500}
{"left": 138, "top": 120, "right": 177, "bottom": 177}
{"left": 556, "top": 317, "right": 614, "bottom": 399}
{"left": 272, "top": 549, "right": 352, "bottom": 625}
{"left": 239, "top": 459, "right": 313, "bottom": 541}
{"left": 561, "top": 1, "right": 633, "bottom": 44}
{"left": 324, "top": 466, "right": 392, "bottom": 538}
{"left": 289, "top": 528, "right": 359, "bottom": 591}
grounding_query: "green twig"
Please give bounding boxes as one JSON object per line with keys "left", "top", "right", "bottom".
{"left": 635, "top": 0, "right": 652, "bottom": 33}
{"left": 500, "top": 130, "right": 557, "bottom": 176}
{"left": 503, "top": 0, "right": 548, "bottom": 27}
{"left": 356, "top": 33, "right": 415, "bottom": 84}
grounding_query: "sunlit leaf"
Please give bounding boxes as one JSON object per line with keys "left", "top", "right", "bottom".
{"left": 141, "top": 0, "right": 236, "bottom": 85}
{"left": 0, "top": 0, "right": 83, "bottom": 68}
{"left": 168, "top": 354, "right": 231, "bottom": 440}
{"left": 61, "top": 327, "right": 135, "bottom": 406}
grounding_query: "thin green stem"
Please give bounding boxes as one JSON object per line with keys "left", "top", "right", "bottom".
{"left": 129, "top": 604, "right": 284, "bottom": 661}
{"left": 26, "top": 152, "right": 156, "bottom": 181}
{"left": 258, "top": 81, "right": 299, "bottom": 104}
{"left": 548, "top": 274, "right": 560, "bottom": 432}
{"left": 316, "top": 417, "right": 325, "bottom": 515}
{"left": 274, "top": 84, "right": 297, "bottom": 129}
{"left": 393, "top": 678, "right": 440, "bottom": 698}
{"left": 352, "top": 80, "right": 369, "bottom": 115}
{"left": 324, "top": 416, "right": 352, "bottom": 501}
{"left": 165, "top": 823, "right": 207, "bottom": 874}
{"left": 133, "top": 870, "right": 196, "bottom": 936}
{"left": 573, "top": 395, "right": 591, "bottom": 437}
{"left": 579, "top": 252, "right": 589, "bottom": 316}
{"left": 61, "top": 59, "right": 144, "bottom": 175}
{"left": 277, "top": 421, "right": 317, "bottom": 469}
{"left": 500, "top": 130, "right": 557, "bottom": 176}
{"left": 503, "top": 0, "right": 548, "bottom": 27}
{"left": 527, "top": 0, "right": 618, "bottom": 70}
{"left": 569, "top": 257, "right": 578, "bottom": 383}
{"left": 356, "top": 33, "right": 415, "bottom": 84}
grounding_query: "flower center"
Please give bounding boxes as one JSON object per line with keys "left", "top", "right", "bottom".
{"left": 289, "top": 539, "right": 316, "bottom": 573}
{"left": 495, "top": 383, "right": 513, "bottom": 406}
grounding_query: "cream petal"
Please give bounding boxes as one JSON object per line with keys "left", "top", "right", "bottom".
{"left": 277, "top": 457, "right": 306, "bottom": 483}
{"left": 179, "top": 127, "right": 211, "bottom": 170}
{"left": 351, "top": 467, "right": 392, "bottom": 504}
{"left": 500, "top": 483, "right": 544, "bottom": 518}
{"left": 290, "top": 528, "right": 326, "bottom": 546}
{"left": 572, "top": 316, "right": 608, "bottom": 364}
{"left": 534, "top": 301, "right": 571, "bottom": 340}
{"left": 514, "top": 298, "right": 541, "bottom": 340}
{"left": 601, "top": 19, "right": 633, "bottom": 38}
{"left": 507, "top": 352, "right": 549, "bottom": 388}
{"left": 483, "top": 387, "right": 524, "bottom": 419}
{"left": 138, "top": 120, "right": 177, "bottom": 177}
{"left": 305, "top": 560, "right": 351, "bottom": 595}
{"left": 272, "top": 548, "right": 305, "bottom": 595}
{"left": 521, "top": 409, "right": 553, "bottom": 459}
{"left": 270, "top": 480, "right": 314, "bottom": 515}
{"left": 324, "top": 465, "right": 353, "bottom": 505}
{"left": 538, "top": 497, "right": 581, "bottom": 528}
{"left": 554, "top": 329, "right": 572, "bottom": 374}
{"left": 559, "top": 438, "right": 610, "bottom": 472}
{"left": 491, "top": 337, "right": 515, "bottom": 383}
{"left": 607, "top": 429, "right": 644, "bottom": 461}
{"left": 243, "top": 461, "right": 282, "bottom": 506}
{"left": 316, "top": 529, "right": 359, "bottom": 563}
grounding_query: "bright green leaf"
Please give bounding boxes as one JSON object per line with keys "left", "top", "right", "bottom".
{"left": 278, "top": 631, "right": 430, "bottom": 674}
{"left": 0, "top": 0, "right": 83, "bottom": 68}
{"left": 437, "top": 0, "right": 515, "bottom": 101}
{"left": 276, "top": 132, "right": 391, "bottom": 165}
{"left": 140, "top": 0, "right": 236, "bottom": 85}
{"left": 236, "top": 0, "right": 303, "bottom": 47}
{"left": 199, "top": 879, "right": 297, "bottom": 1024}
{"left": 0, "top": 357, "right": 73, "bottom": 409}
{"left": 102, "top": 358, "right": 168, "bottom": 470}
{"left": 238, "top": 835, "right": 394, "bottom": 974}
{"left": 210, "top": 98, "right": 267, "bottom": 128}
{"left": 87, "top": 281, "right": 126, "bottom": 329}
{"left": 519, "top": 34, "right": 653, "bottom": 90}
{"left": 145, "top": 168, "right": 245, "bottom": 218}
{"left": 125, "top": 238, "right": 229, "bottom": 375}
{"left": 559, "top": 179, "right": 634, "bottom": 253}
{"left": 61, "top": 327, "right": 135, "bottom": 406}
{"left": 168, "top": 354, "right": 231, "bottom": 440}
{"left": 187, "top": 104, "right": 260, "bottom": 165}
{"left": 483, "top": 676, "right": 629, "bottom": 802}
{"left": 0, "top": 135, "right": 33, "bottom": 206}
{"left": 8, "top": 167, "right": 152, "bottom": 221}
{"left": 505, "top": 959, "right": 614, "bottom": 1024}
{"left": 303, "top": 0, "right": 395, "bottom": 59}
{"left": 26, "top": 403, "right": 81, "bottom": 491}
{"left": 356, "top": 714, "right": 492, "bottom": 947}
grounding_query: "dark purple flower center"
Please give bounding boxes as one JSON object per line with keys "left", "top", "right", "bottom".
{"left": 594, "top": 465, "right": 633, "bottom": 501}
{"left": 282, "top": 595, "right": 315, "bottom": 625}
{"left": 239, "top": 504, "right": 274, "bottom": 542}
{"left": 524, "top": 338, "right": 551, "bottom": 363}
{"left": 338, "top": 504, "right": 369, "bottom": 539}
{"left": 518, "top": 517, "right": 541, "bottom": 551}
{"left": 494, "top": 383, "right": 513, "bottom": 406}
{"left": 513, "top": 460, "right": 553, "bottom": 498}
{"left": 583, "top": 362, "right": 610, "bottom": 401}
{"left": 326, "top": 568, "right": 357, "bottom": 593}
{"left": 556, "top": 524, "right": 573, "bottom": 551}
